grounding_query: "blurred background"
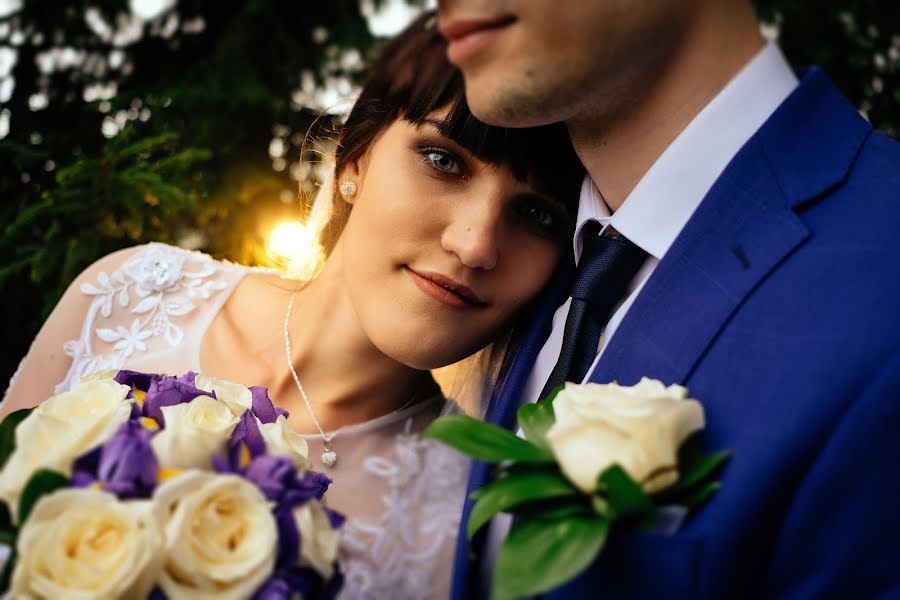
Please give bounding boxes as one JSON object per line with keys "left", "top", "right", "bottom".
{"left": 1, "top": 0, "right": 898, "bottom": 389}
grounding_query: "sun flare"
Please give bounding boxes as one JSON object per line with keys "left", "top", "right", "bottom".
{"left": 267, "top": 221, "right": 324, "bottom": 281}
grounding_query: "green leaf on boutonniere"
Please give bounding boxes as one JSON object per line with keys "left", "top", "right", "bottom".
{"left": 517, "top": 399, "right": 557, "bottom": 451}
{"left": 17, "top": 469, "right": 69, "bottom": 526}
{"left": 677, "top": 434, "right": 731, "bottom": 481}
{"left": 0, "top": 408, "right": 33, "bottom": 471}
{"left": 422, "top": 414, "right": 554, "bottom": 463}
{"left": 492, "top": 514, "right": 609, "bottom": 600}
{"left": 677, "top": 449, "right": 732, "bottom": 491}
{"left": 467, "top": 471, "right": 580, "bottom": 539}
{"left": 515, "top": 498, "right": 594, "bottom": 521}
{"left": 674, "top": 480, "right": 721, "bottom": 511}
{"left": 653, "top": 435, "right": 732, "bottom": 506}
{"left": 596, "top": 465, "right": 654, "bottom": 520}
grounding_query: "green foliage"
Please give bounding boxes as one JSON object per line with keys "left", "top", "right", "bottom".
{"left": 0, "top": 408, "right": 33, "bottom": 472}
{"left": 756, "top": 0, "right": 900, "bottom": 138}
{"left": 422, "top": 414, "right": 555, "bottom": 463}
{"left": 517, "top": 386, "right": 559, "bottom": 450}
{"left": 17, "top": 469, "right": 69, "bottom": 527}
{"left": 467, "top": 470, "right": 579, "bottom": 540}
{"left": 492, "top": 515, "right": 609, "bottom": 600}
{"left": 0, "top": 0, "right": 377, "bottom": 384}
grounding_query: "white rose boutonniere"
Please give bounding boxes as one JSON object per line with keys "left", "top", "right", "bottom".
{"left": 10, "top": 489, "right": 162, "bottom": 599}
{"left": 547, "top": 379, "right": 705, "bottom": 493}
{"left": 425, "top": 378, "right": 731, "bottom": 600}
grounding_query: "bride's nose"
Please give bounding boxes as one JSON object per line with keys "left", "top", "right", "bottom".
{"left": 440, "top": 201, "right": 503, "bottom": 270}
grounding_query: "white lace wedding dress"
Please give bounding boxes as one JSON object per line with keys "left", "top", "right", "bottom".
{"left": 3, "top": 243, "right": 469, "bottom": 600}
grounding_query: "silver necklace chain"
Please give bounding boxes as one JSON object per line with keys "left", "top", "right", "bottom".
{"left": 283, "top": 289, "right": 338, "bottom": 468}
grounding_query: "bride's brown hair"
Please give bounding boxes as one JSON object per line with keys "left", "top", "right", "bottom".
{"left": 321, "top": 10, "right": 583, "bottom": 254}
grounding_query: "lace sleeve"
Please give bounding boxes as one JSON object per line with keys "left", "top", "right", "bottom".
{"left": 0, "top": 246, "right": 146, "bottom": 417}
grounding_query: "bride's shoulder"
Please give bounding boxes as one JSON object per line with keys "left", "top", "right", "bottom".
{"left": 79, "top": 242, "right": 249, "bottom": 283}
{"left": 1, "top": 243, "right": 262, "bottom": 414}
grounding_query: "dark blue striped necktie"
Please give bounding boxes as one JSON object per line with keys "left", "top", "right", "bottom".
{"left": 539, "top": 222, "right": 648, "bottom": 399}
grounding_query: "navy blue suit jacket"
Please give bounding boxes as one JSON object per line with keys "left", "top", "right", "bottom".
{"left": 451, "top": 68, "right": 900, "bottom": 599}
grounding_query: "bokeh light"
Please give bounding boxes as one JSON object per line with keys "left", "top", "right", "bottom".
{"left": 267, "top": 221, "right": 324, "bottom": 281}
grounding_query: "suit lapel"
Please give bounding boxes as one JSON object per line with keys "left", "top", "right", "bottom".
{"left": 589, "top": 68, "right": 870, "bottom": 387}
{"left": 588, "top": 137, "right": 809, "bottom": 385}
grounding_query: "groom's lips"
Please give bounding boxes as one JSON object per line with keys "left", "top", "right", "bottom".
{"left": 439, "top": 16, "right": 516, "bottom": 65}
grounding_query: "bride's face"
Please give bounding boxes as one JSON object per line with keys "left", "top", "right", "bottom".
{"left": 337, "top": 110, "right": 573, "bottom": 370}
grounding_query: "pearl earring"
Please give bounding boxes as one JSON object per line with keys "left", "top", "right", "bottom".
{"left": 339, "top": 180, "right": 357, "bottom": 199}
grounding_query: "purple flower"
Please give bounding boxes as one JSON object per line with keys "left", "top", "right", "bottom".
{"left": 230, "top": 411, "right": 268, "bottom": 462}
{"left": 250, "top": 386, "right": 289, "bottom": 424}
{"left": 252, "top": 568, "right": 343, "bottom": 600}
{"left": 114, "top": 369, "right": 158, "bottom": 392}
{"left": 142, "top": 374, "right": 214, "bottom": 427}
{"left": 271, "top": 470, "right": 337, "bottom": 570}
{"left": 72, "top": 421, "right": 159, "bottom": 498}
{"left": 243, "top": 455, "right": 296, "bottom": 501}
{"left": 180, "top": 371, "right": 199, "bottom": 386}
{"left": 280, "top": 470, "right": 332, "bottom": 506}
{"left": 324, "top": 506, "right": 345, "bottom": 530}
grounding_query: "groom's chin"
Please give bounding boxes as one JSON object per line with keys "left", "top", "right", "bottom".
{"left": 460, "top": 74, "right": 573, "bottom": 130}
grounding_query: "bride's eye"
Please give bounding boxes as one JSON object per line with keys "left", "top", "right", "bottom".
{"left": 421, "top": 147, "right": 464, "bottom": 176}
{"left": 512, "top": 197, "right": 571, "bottom": 239}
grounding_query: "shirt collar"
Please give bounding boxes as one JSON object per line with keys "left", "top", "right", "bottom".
{"left": 574, "top": 42, "right": 798, "bottom": 261}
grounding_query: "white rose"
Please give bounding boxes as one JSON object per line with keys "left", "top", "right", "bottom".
{"left": 194, "top": 374, "right": 253, "bottom": 417}
{"left": 153, "top": 471, "right": 278, "bottom": 599}
{"left": 78, "top": 369, "right": 122, "bottom": 383}
{"left": 259, "top": 416, "right": 310, "bottom": 469}
{"left": 0, "top": 379, "right": 133, "bottom": 522}
{"left": 545, "top": 378, "right": 705, "bottom": 494}
{"left": 151, "top": 394, "right": 238, "bottom": 470}
{"left": 11, "top": 489, "right": 162, "bottom": 600}
{"left": 293, "top": 499, "right": 341, "bottom": 580}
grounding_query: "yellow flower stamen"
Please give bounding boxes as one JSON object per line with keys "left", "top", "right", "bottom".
{"left": 157, "top": 468, "right": 183, "bottom": 482}
{"left": 239, "top": 443, "right": 252, "bottom": 469}
{"left": 140, "top": 417, "right": 160, "bottom": 430}
{"left": 132, "top": 388, "right": 147, "bottom": 408}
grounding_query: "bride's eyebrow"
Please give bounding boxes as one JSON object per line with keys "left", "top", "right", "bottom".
{"left": 417, "top": 118, "right": 448, "bottom": 133}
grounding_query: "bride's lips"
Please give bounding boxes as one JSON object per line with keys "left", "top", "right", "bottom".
{"left": 439, "top": 16, "right": 516, "bottom": 65}
{"left": 406, "top": 267, "right": 487, "bottom": 309}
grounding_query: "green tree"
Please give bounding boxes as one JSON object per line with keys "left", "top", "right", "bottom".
{"left": 1, "top": 0, "right": 376, "bottom": 385}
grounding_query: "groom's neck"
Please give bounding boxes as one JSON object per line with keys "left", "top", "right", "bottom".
{"left": 568, "top": 3, "right": 765, "bottom": 213}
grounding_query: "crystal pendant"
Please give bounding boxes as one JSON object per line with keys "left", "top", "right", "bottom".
{"left": 321, "top": 450, "right": 337, "bottom": 468}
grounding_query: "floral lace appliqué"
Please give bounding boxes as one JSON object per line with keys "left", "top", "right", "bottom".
{"left": 339, "top": 419, "right": 469, "bottom": 600}
{"left": 57, "top": 245, "right": 229, "bottom": 394}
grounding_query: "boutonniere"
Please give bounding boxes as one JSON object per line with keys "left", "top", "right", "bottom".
{"left": 424, "top": 378, "right": 731, "bottom": 599}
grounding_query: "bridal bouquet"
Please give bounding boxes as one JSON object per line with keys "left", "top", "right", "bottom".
{"left": 424, "top": 378, "right": 731, "bottom": 599}
{"left": 0, "top": 370, "right": 343, "bottom": 599}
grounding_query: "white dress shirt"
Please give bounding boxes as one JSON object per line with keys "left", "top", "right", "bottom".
{"left": 481, "top": 42, "right": 799, "bottom": 589}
